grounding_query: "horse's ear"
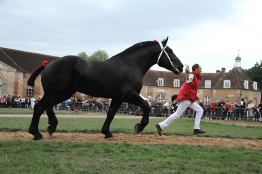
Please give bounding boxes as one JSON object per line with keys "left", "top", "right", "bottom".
{"left": 162, "top": 36, "right": 169, "bottom": 46}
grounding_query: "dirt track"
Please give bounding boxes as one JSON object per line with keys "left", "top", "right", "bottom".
{"left": 0, "top": 114, "right": 262, "bottom": 149}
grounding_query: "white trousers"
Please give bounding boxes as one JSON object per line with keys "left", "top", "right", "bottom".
{"left": 159, "top": 100, "right": 203, "bottom": 130}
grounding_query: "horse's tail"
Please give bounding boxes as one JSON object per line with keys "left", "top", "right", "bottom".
{"left": 27, "top": 60, "right": 49, "bottom": 86}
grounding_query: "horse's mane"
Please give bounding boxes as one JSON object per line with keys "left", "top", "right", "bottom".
{"left": 111, "top": 41, "right": 157, "bottom": 58}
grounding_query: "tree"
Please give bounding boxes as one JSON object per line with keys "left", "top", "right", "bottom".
{"left": 78, "top": 51, "right": 89, "bottom": 59}
{"left": 89, "top": 49, "right": 109, "bottom": 61}
{"left": 244, "top": 61, "right": 262, "bottom": 95}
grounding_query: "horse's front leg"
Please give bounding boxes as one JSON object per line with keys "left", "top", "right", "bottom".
{"left": 46, "top": 107, "right": 58, "bottom": 136}
{"left": 101, "top": 100, "right": 121, "bottom": 139}
{"left": 127, "top": 93, "right": 151, "bottom": 134}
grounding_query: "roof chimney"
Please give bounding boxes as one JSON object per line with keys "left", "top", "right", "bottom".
{"left": 216, "top": 70, "right": 220, "bottom": 73}
{"left": 221, "top": 68, "right": 226, "bottom": 77}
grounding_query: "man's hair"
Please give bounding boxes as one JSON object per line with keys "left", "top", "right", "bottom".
{"left": 192, "top": 64, "right": 200, "bottom": 71}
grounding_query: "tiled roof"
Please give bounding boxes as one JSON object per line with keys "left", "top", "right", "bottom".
{"left": 0, "top": 47, "right": 60, "bottom": 72}
{"left": 199, "top": 72, "right": 223, "bottom": 88}
{"left": 213, "top": 67, "right": 257, "bottom": 90}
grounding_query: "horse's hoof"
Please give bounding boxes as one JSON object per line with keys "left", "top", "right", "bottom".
{"left": 47, "top": 126, "right": 54, "bottom": 136}
{"left": 33, "top": 133, "right": 43, "bottom": 141}
{"left": 104, "top": 132, "right": 113, "bottom": 139}
{"left": 135, "top": 123, "right": 141, "bottom": 134}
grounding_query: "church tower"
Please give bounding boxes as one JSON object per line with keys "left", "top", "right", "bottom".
{"left": 234, "top": 51, "right": 241, "bottom": 68}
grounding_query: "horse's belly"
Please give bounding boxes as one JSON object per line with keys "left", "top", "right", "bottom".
{"left": 77, "top": 86, "right": 114, "bottom": 98}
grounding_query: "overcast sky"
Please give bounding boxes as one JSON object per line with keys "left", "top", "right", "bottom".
{"left": 1, "top": 0, "right": 262, "bottom": 73}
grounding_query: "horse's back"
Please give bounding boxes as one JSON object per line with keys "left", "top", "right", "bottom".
{"left": 41, "top": 56, "right": 84, "bottom": 91}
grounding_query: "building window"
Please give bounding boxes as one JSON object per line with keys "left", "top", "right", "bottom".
{"left": 243, "top": 80, "right": 248, "bottom": 89}
{"left": 204, "top": 96, "right": 211, "bottom": 105}
{"left": 253, "top": 82, "right": 257, "bottom": 90}
{"left": 157, "top": 78, "right": 164, "bottom": 86}
{"left": 223, "top": 80, "right": 231, "bottom": 88}
{"left": 205, "top": 80, "right": 211, "bottom": 88}
{"left": 26, "top": 86, "right": 34, "bottom": 97}
{"left": 173, "top": 79, "right": 180, "bottom": 87}
{"left": 155, "top": 93, "right": 165, "bottom": 103}
{"left": 147, "top": 93, "right": 152, "bottom": 100}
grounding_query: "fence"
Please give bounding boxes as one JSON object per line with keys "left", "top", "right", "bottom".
{"left": 55, "top": 101, "right": 262, "bottom": 121}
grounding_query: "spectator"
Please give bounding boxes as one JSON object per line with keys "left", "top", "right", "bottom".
{"left": 254, "top": 105, "right": 260, "bottom": 122}
{"left": 216, "top": 99, "right": 225, "bottom": 118}
{"left": 246, "top": 100, "right": 255, "bottom": 119}
{"left": 30, "top": 97, "right": 36, "bottom": 109}
{"left": 234, "top": 100, "right": 241, "bottom": 120}
{"left": 0, "top": 95, "right": 6, "bottom": 108}
{"left": 258, "top": 101, "right": 262, "bottom": 120}
{"left": 198, "top": 100, "right": 205, "bottom": 117}
{"left": 6, "top": 95, "right": 11, "bottom": 108}
{"left": 223, "top": 101, "right": 231, "bottom": 120}
{"left": 11, "top": 95, "right": 15, "bottom": 108}
{"left": 210, "top": 102, "right": 216, "bottom": 118}
{"left": 162, "top": 100, "right": 170, "bottom": 117}
{"left": 21, "top": 97, "right": 26, "bottom": 108}
{"left": 25, "top": 97, "right": 31, "bottom": 108}
{"left": 64, "top": 99, "right": 70, "bottom": 110}
{"left": 240, "top": 98, "right": 246, "bottom": 119}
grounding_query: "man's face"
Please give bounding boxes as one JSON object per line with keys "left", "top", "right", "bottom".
{"left": 195, "top": 66, "right": 202, "bottom": 75}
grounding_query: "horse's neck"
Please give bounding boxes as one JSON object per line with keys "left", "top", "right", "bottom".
{"left": 121, "top": 49, "right": 158, "bottom": 75}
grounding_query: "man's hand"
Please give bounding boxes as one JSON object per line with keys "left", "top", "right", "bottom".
{"left": 185, "top": 65, "right": 190, "bottom": 80}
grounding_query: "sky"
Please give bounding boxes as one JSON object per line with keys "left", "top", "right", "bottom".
{"left": 1, "top": 0, "right": 262, "bottom": 73}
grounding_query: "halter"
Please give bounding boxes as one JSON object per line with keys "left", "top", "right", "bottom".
{"left": 156, "top": 42, "right": 176, "bottom": 70}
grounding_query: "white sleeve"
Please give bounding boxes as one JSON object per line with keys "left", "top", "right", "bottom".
{"left": 186, "top": 74, "right": 194, "bottom": 83}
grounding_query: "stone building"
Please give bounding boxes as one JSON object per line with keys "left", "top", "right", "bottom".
{"left": 141, "top": 54, "right": 261, "bottom": 105}
{"left": 0, "top": 47, "right": 59, "bottom": 98}
{"left": 0, "top": 47, "right": 261, "bottom": 105}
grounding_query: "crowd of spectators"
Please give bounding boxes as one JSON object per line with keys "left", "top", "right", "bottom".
{"left": 0, "top": 95, "right": 38, "bottom": 109}
{"left": 1, "top": 94, "right": 261, "bottom": 122}
{"left": 56, "top": 97, "right": 110, "bottom": 112}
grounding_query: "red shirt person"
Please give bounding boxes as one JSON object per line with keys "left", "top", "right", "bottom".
{"left": 156, "top": 64, "right": 206, "bottom": 136}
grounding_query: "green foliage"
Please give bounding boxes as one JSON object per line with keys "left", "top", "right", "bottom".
{"left": 77, "top": 49, "right": 109, "bottom": 61}
{"left": 77, "top": 51, "right": 89, "bottom": 59}
{"left": 89, "top": 49, "right": 109, "bottom": 61}
{"left": 244, "top": 61, "right": 262, "bottom": 90}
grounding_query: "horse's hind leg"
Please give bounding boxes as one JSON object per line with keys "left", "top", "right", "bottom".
{"left": 45, "top": 90, "right": 75, "bottom": 137}
{"left": 46, "top": 107, "right": 58, "bottom": 136}
{"left": 29, "top": 98, "right": 48, "bottom": 140}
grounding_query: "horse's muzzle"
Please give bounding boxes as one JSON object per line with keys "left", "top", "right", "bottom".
{"left": 173, "top": 67, "right": 181, "bottom": 75}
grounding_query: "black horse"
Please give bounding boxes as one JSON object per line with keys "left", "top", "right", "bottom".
{"left": 27, "top": 37, "right": 183, "bottom": 140}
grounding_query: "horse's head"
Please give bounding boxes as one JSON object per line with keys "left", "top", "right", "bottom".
{"left": 156, "top": 37, "right": 183, "bottom": 75}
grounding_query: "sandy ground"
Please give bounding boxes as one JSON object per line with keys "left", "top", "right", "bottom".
{"left": 0, "top": 114, "right": 261, "bottom": 149}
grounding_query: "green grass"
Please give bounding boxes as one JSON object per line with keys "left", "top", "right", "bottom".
{"left": 0, "top": 108, "right": 74, "bottom": 114}
{"left": 0, "top": 117, "right": 262, "bottom": 139}
{"left": 1, "top": 110, "right": 262, "bottom": 173}
{"left": 0, "top": 141, "right": 261, "bottom": 174}
{"left": 0, "top": 108, "right": 107, "bottom": 114}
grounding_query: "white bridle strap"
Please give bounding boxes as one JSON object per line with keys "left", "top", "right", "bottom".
{"left": 156, "top": 42, "right": 175, "bottom": 69}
